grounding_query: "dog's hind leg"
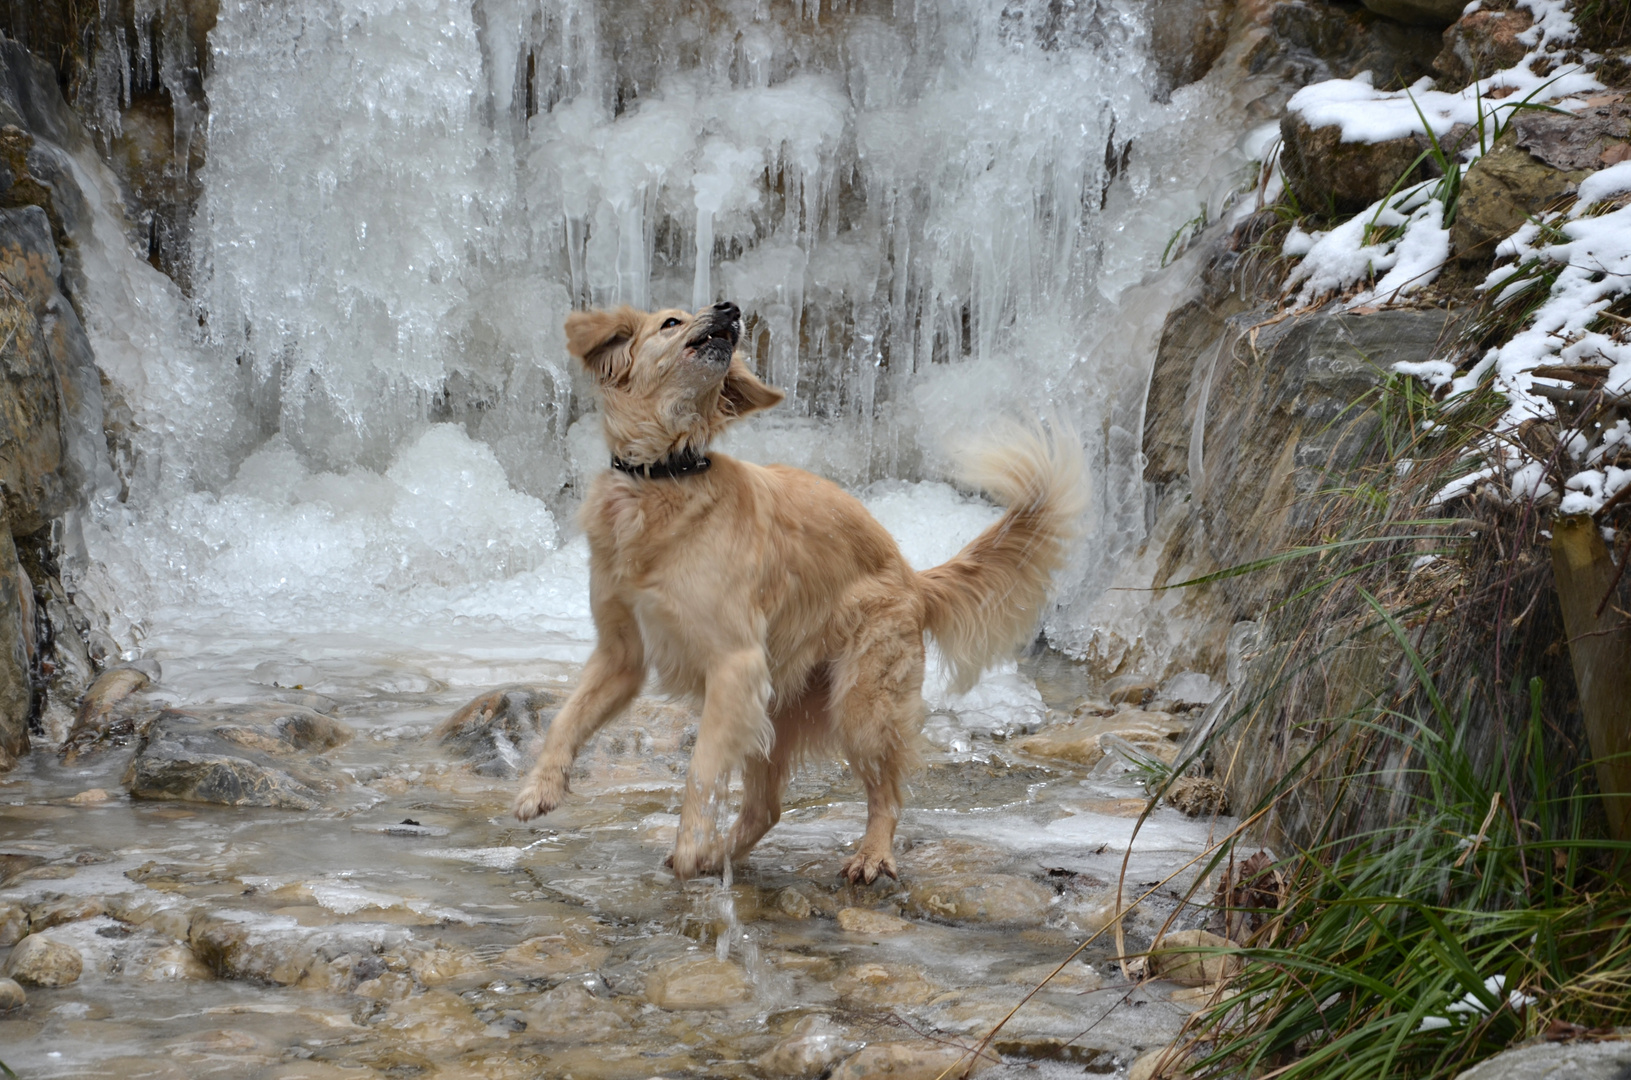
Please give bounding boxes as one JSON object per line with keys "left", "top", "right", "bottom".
{"left": 672, "top": 647, "right": 773, "bottom": 880}
{"left": 513, "top": 594, "right": 644, "bottom": 822}
{"left": 834, "top": 617, "right": 924, "bottom": 885}
{"left": 727, "top": 672, "right": 829, "bottom": 864}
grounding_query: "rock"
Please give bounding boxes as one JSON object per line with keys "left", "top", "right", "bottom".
{"left": 1359, "top": 0, "right": 1464, "bottom": 28}
{"left": 1452, "top": 1040, "right": 1631, "bottom": 1080}
{"left": 1512, "top": 97, "right": 1631, "bottom": 173}
{"left": 0, "top": 529, "right": 30, "bottom": 771}
{"left": 643, "top": 954, "right": 753, "bottom": 1009}
{"left": 61, "top": 666, "right": 152, "bottom": 760}
{"left": 776, "top": 887, "right": 815, "bottom": 918}
{"left": 375, "top": 990, "right": 491, "bottom": 1050}
{"left": 353, "top": 971, "right": 414, "bottom": 1000}
{"left": 137, "top": 943, "right": 214, "bottom": 982}
{"left": 1434, "top": 8, "right": 1534, "bottom": 89}
{"left": 434, "top": 685, "right": 561, "bottom": 777}
{"left": 1149, "top": 929, "right": 1242, "bottom": 986}
{"left": 830, "top": 1040, "right": 991, "bottom": 1079}
{"left": 906, "top": 874, "right": 1055, "bottom": 925}
{"left": 757, "top": 1015, "right": 860, "bottom": 1078}
{"left": 2, "top": 933, "right": 83, "bottom": 986}
{"left": 0, "top": 975, "right": 23, "bottom": 1009}
{"left": 188, "top": 910, "right": 413, "bottom": 987}
{"left": 1158, "top": 671, "right": 1223, "bottom": 708}
{"left": 522, "top": 983, "right": 626, "bottom": 1042}
{"left": 1148, "top": 0, "right": 1231, "bottom": 95}
{"left": 27, "top": 894, "right": 104, "bottom": 930}
{"left": 1130, "top": 1046, "right": 1192, "bottom": 1080}
{"left": 1166, "top": 776, "right": 1230, "bottom": 817}
{"left": 1279, "top": 111, "right": 1443, "bottom": 216}
{"left": 1003, "top": 960, "right": 1106, "bottom": 991}
{"left": 0, "top": 901, "right": 23, "bottom": 944}
{"left": 832, "top": 962, "right": 937, "bottom": 1007}
{"left": 498, "top": 934, "right": 610, "bottom": 976}
{"left": 67, "top": 787, "right": 110, "bottom": 804}
{"left": 406, "top": 942, "right": 485, "bottom": 987}
{"left": 1106, "top": 675, "right": 1155, "bottom": 705}
{"left": 1246, "top": 2, "right": 1443, "bottom": 100}
{"left": 836, "top": 907, "right": 913, "bottom": 935}
{"left": 124, "top": 706, "right": 354, "bottom": 810}
{"left": 1452, "top": 134, "right": 1589, "bottom": 264}
{"left": 1015, "top": 710, "right": 1187, "bottom": 769}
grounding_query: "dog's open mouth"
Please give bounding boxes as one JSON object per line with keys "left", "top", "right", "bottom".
{"left": 685, "top": 301, "right": 741, "bottom": 364}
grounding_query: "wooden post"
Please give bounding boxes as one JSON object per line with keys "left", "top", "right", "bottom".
{"left": 1550, "top": 514, "right": 1631, "bottom": 842}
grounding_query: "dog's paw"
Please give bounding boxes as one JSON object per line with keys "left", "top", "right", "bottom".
{"left": 667, "top": 842, "right": 724, "bottom": 881}
{"left": 839, "top": 850, "right": 898, "bottom": 885}
{"left": 512, "top": 771, "right": 567, "bottom": 822}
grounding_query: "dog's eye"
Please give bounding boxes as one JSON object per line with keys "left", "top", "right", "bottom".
{"left": 661, "top": 317, "right": 682, "bottom": 330}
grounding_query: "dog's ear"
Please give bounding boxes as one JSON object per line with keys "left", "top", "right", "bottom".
{"left": 719, "top": 355, "right": 785, "bottom": 419}
{"left": 565, "top": 306, "right": 642, "bottom": 381}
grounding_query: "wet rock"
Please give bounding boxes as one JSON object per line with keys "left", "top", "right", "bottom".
{"left": 1434, "top": 8, "right": 1534, "bottom": 89}
{"left": 66, "top": 787, "right": 110, "bottom": 804}
{"left": 3, "top": 933, "right": 82, "bottom": 986}
{"left": 776, "top": 887, "right": 815, "bottom": 918}
{"left": 434, "top": 685, "right": 562, "bottom": 778}
{"left": 1452, "top": 1040, "right": 1631, "bottom": 1080}
{"left": 0, "top": 975, "right": 22, "bottom": 1010}
{"left": 60, "top": 666, "right": 151, "bottom": 761}
{"left": 643, "top": 954, "right": 752, "bottom": 1009}
{"left": 188, "top": 910, "right": 412, "bottom": 987}
{"left": 1149, "top": 929, "right": 1242, "bottom": 986}
{"left": 1148, "top": 0, "right": 1231, "bottom": 95}
{"left": 499, "top": 934, "right": 610, "bottom": 977}
{"left": 1015, "top": 709, "right": 1187, "bottom": 768}
{"left": 1106, "top": 675, "right": 1155, "bottom": 705}
{"left": 0, "top": 530, "right": 30, "bottom": 771}
{"left": 1158, "top": 671, "right": 1222, "bottom": 708}
{"left": 832, "top": 962, "right": 937, "bottom": 1007}
{"left": 138, "top": 943, "right": 214, "bottom": 982}
{"left": 376, "top": 990, "right": 493, "bottom": 1049}
{"left": 26, "top": 894, "right": 104, "bottom": 930}
{"left": 1003, "top": 960, "right": 1106, "bottom": 991}
{"left": 408, "top": 942, "right": 486, "bottom": 987}
{"left": 758, "top": 1015, "right": 862, "bottom": 1077}
{"left": 830, "top": 1040, "right": 991, "bottom": 1079}
{"left": 521, "top": 983, "right": 627, "bottom": 1042}
{"left": 125, "top": 706, "right": 354, "bottom": 810}
{"left": 354, "top": 971, "right": 415, "bottom": 1000}
{"left": 1246, "top": 2, "right": 1443, "bottom": 98}
{"left": 836, "top": 907, "right": 913, "bottom": 935}
{"left": 1452, "top": 134, "right": 1589, "bottom": 265}
{"left": 1512, "top": 96, "right": 1631, "bottom": 173}
{"left": 1360, "top": 0, "right": 1463, "bottom": 28}
{"left": 1280, "top": 111, "right": 1443, "bottom": 215}
{"left": 0, "top": 901, "right": 23, "bottom": 944}
{"left": 1166, "top": 775, "right": 1230, "bottom": 817}
{"left": 906, "top": 873, "right": 1054, "bottom": 925}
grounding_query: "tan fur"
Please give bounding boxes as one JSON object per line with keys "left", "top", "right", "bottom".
{"left": 513, "top": 301, "right": 1086, "bottom": 883}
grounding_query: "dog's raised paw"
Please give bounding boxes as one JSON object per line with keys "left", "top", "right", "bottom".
{"left": 511, "top": 774, "right": 566, "bottom": 821}
{"left": 839, "top": 850, "right": 898, "bottom": 885}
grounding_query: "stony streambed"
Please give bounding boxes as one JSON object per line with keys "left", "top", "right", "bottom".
{"left": 0, "top": 651, "right": 1231, "bottom": 1080}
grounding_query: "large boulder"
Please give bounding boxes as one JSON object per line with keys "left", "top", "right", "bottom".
{"left": 2, "top": 932, "right": 82, "bottom": 986}
{"left": 125, "top": 705, "right": 354, "bottom": 810}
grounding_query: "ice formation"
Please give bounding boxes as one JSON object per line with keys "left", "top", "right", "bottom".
{"left": 58, "top": 0, "right": 1271, "bottom": 678}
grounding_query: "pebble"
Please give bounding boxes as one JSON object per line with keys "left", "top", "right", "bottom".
{"left": 3, "top": 934, "right": 84, "bottom": 986}
{"left": 68, "top": 787, "right": 112, "bottom": 804}
{"left": 0, "top": 976, "right": 24, "bottom": 1010}
{"left": 776, "top": 887, "right": 814, "bottom": 919}
{"left": 643, "top": 954, "right": 753, "bottom": 1009}
{"left": 836, "top": 907, "right": 913, "bottom": 935}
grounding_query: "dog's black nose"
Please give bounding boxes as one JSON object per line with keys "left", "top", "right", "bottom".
{"left": 712, "top": 301, "right": 739, "bottom": 320}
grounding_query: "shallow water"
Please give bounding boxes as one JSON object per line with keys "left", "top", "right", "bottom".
{"left": 1, "top": 647, "right": 1230, "bottom": 1079}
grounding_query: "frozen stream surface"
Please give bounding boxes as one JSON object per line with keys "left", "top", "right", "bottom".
{"left": 0, "top": 502, "right": 1237, "bottom": 1078}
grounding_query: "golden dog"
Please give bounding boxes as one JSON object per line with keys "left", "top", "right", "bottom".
{"left": 513, "top": 300, "right": 1085, "bottom": 883}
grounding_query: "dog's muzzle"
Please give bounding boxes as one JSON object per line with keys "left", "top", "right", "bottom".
{"left": 686, "top": 300, "right": 741, "bottom": 363}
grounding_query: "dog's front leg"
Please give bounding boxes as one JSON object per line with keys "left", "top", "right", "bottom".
{"left": 671, "top": 648, "right": 772, "bottom": 880}
{"left": 513, "top": 599, "right": 643, "bottom": 821}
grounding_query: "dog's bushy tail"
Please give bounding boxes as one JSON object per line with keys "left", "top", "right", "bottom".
{"left": 917, "top": 420, "right": 1088, "bottom": 694}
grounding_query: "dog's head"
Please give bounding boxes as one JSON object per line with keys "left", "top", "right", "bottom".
{"left": 564, "top": 301, "right": 785, "bottom": 463}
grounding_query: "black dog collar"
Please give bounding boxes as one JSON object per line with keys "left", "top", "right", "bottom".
{"left": 610, "top": 450, "right": 712, "bottom": 480}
